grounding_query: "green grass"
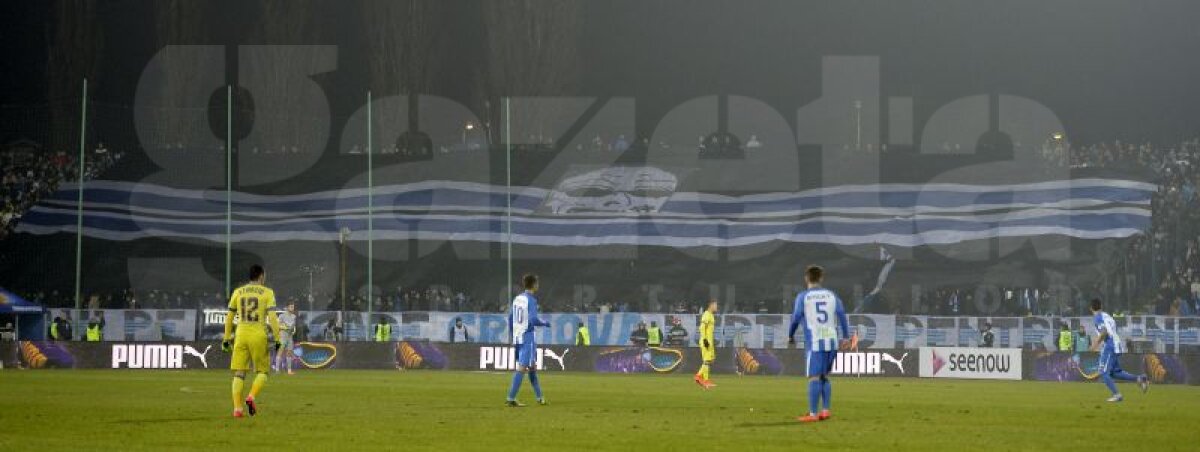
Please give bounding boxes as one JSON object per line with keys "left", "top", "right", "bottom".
{"left": 1, "top": 370, "right": 1197, "bottom": 451}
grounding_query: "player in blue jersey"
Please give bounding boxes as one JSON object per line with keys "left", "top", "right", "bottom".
{"left": 1089, "top": 298, "right": 1148, "bottom": 402}
{"left": 788, "top": 265, "right": 852, "bottom": 423}
{"left": 506, "top": 273, "right": 551, "bottom": 407}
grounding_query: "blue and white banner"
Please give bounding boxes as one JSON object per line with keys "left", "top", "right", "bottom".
{"left": 67, "top": 309, "right": 198, "bottom": 342}
{"left": 259, "top": 311, "right": 1193, "bottom": 352}
{"left": 54, "top": 310, "right": 1199, "bottom": 352}
{"left": 17, "top": 175, "right": 1153, "bottom": 247}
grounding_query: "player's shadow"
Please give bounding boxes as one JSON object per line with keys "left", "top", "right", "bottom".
{"left": 734, "top": 420, "right": 805, "bottom": 428}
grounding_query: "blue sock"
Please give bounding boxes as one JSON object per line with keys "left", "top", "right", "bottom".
{"left": 1112, "top": 371, "right": 1140, "bottom": 382}
{"left": 807, "top": 380, "right": 820, "bottom": 415}
{"left": 507, "top": 371, "right": 524, "bottom": 401}
{"left": 820, "top": 377, "right": 832, "bottom": 410}
{"left": 1101, "top": 373, "right": 1119, "bottom": 396}
{"left": 529, "top": 371, "right": 543, "bottom": 400}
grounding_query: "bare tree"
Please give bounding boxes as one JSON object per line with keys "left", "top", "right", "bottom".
{"left": 361, "top": 0, "right": 448, "bottom": 97}
{"left": 242, "top": 0, "right": 331, "bottom": 153}
{"left": 476, "top": 0, "right": 583, "bottom": 144}
{"left": 359, "top": 0, "right": 450, "bottom": 156}
{"left": 45, "top": 1, "right": 104, "bottom": 152}
{"left": 144, "top": 0, "right": 215, "bottom": 151}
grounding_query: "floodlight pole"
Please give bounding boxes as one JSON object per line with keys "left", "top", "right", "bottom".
{"left": 854, "top": 99, "right": 862, "bottom": 151}
{"left": 504, "top": 98, "right": 513, "bottom": 299}
{"left": 74, "top": 78, "right": 87, "bottom": 310}
{"left": 339, "top": 228, "right": 348, "bottom": 313}
{"left": 225, "top": 86, "right": 233, "bottom": 296}
{"left": 300, "top": 264, "right": 324, "bottom": 312}
{"left": 367, "top": 91, "right": 374, "bottom": 318}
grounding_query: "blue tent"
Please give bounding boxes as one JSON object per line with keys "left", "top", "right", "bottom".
{"left": 0, "top": 287, "right": 46, "bottom": 340}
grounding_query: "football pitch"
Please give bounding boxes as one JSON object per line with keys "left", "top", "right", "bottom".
{"left": 2, "top": 370, "right": 1196, "bottom": 451}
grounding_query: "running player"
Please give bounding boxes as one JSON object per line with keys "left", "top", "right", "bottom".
{"left": 1090, "top": 298, "right": 1149, "bottom": 402}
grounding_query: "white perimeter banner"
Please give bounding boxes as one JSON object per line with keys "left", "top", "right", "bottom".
{"left": 918, "top": 346, "right": 1022, "bottom": 380}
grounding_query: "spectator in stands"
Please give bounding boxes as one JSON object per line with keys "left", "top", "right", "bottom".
{"left": 48, "top": 313, "right": 72, "bottom": 341}
{"left": 646, "top": 321, "right": 663, "bottom": 347}
{"left": 980, "top": 322, "right": 994, "bottom": 348}
{"left": 85, "top": 314, "right": 105, "bottom": 341}
{"left": 1057, "top": 323, "right": 1073, "bottom": 351}
{"left": 613, "top": 135, "right": 629, "bottom": 153}
{"left": 629, "top": 321, "right": 648, "bottom": 346}
{"left": 294, "top": 314, "right": 310, "bottom": 341}
{"left": 1181, "top": 296, "right": 1196, "bottom": 316}
{"left": 745, "top": 134, "right": 762, "bottom": 149}
{"left": 323, "top": 317, "right": 341, "bottom": 341}
{"left": 449, "top": 317, "right": 471, "bottom": 343}
{"left": 574, "top": 322, "right": 590, "bottom": 346}
{"left": 373, "top": 317, "right": 391, "bottom": 342}
{"left": 1075, "top": 325, "right": 1090, "bottom": 353}
{"left": 665, "top": 317, "right": 689, "bottom": 346}
{"left": 48, "top": 315, "right": 62, "bottom": 340}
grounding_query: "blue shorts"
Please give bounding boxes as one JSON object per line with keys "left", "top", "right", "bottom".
{"left": 1097, "top": 349, "right": 1122, "bottom": 375}
{"left": 806, "top": 350, "right": 837, "bottom": 377}
{"left": 515, "top": 341, "right": 536, "bottom": 368}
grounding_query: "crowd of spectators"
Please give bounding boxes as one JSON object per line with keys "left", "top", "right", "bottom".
{"left": 1, "top": 141, "right": 121, "bottom": 239}
{"left": 22, "top": 284, "right": 480, "bottom": 313}
{"left": 510, "top": 131, "right": 768, "bottom": 157}
{"left": 148, "top": 141, "right": 323, "bottom": 156}
{"left": 1072, "top": 138, "right": 1200, "bottom": 316}
{"left": 334, "top": 129, "right": 772, "bottom": 157}
{"left": 911, "top": 286, "right": 1089, "bottom": 317}
{"left": 882, "top": 137, "right": 1200, "bottom": 317}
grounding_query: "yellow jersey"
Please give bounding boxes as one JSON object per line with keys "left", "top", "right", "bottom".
{"left": 699, "top": 311, "right": 715, "bottom": 346}
{"left": 228, "top": 283, "right": 277, "bottom": 336}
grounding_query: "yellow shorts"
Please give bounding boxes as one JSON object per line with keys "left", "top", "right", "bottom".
{"left": 231, "top": 331, "right": 270, "bottom": 372}
{"left": 701, "top": 345, "right": 715, "bottom": 362}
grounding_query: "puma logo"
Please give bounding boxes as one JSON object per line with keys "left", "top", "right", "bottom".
{"left": 542, "top": 348, "right": 569, "bottom": 370}
{"left": 882, "top": 352, "right": 908, "bottom": 373}
{"left": 184, "top": 345, "right": 212, "bottom": 369}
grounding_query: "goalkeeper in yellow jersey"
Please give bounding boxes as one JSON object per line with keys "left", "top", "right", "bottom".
{"left": 693, "top": 299, "right": 718, "bottom": 389}
{"left": 222, "top": 264, "right": 281, "bottom": 418}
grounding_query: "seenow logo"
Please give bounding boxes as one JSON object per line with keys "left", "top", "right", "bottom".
{"left": 478, "top": 347, "right": 570, "bottom": 371}
{"left": 111, "top": 344, "right": 211, "bottom": 369}
{"left": 921, "top": 347, "right": 1021, "bottom": 380}
{"left": 945, "top": 351, "right": 1011, "bottom": 374}
{"left": 930, "top": 349, "right": 947, "bottom": 375}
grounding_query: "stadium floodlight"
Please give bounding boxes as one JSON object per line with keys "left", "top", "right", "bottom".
{"left": 462, "top": 122, "right": 476, "bottom": 148}
{"left": 299, "top": 264, "right": 326, "bottom": 311}
{"left": 339, "top": 228, "right": 351, "bottom": 313}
